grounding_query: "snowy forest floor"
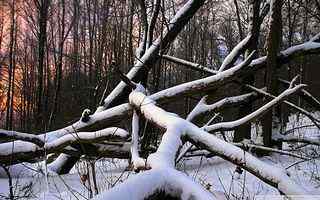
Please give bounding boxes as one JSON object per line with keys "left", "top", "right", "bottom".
{"left": 1, "top": 114, "right": 320, "bottom": 200}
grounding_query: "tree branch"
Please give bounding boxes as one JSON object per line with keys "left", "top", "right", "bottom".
{"left": 0, "top": 128, "right": 129, "bottom": 165}
{"left": 129, "top": 87, "right": 312, "bottom": 198}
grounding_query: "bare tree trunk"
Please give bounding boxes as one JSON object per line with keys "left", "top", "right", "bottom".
{"left": 5, "top": 0, "right": 16, "bottom": 130}
{"left": 234, "top": 0, "right": 243, "bottom": 40}
{"left": 36, "top": 0, "right": 50, "bottom": 131}
{"left": 262, "top": 0, "right": 283, "bottom": 147}
{"left": 49, "top": 0, "right": 66, "bottom": 129}
{"left": 234, "top": 0, "right": 262, "bottom": 142}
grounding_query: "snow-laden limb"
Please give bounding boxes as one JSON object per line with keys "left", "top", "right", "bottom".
{"left": 150, "top": 51, "right": 256, "bottom": 103}
{"left": 182, "top": 142, "right": 309, "bottom": 160}
{"left": 164, "top": 40, "right": 320, "bottom": 78}
{"left": 232, "top": 142, "right": 309, "bottom": 160}
{"left": 131, "top": 110, "right": 146, "bottom": 170}
{"left": 279, "top": 78, "right": 320, "bottom": 111}
{"left": 0, "top": 127, "right": 129, "bottom": 165}
{"left": 101, "top": 0, "right": 206, "bottom": 110}
{"left": 161, "top": 54, "right": 218, "bottom": 75}
{"left": 43, "top": 103, "right": 132, "bottom": 142}
{"left": 0, "top": 129, "right": 44, "bottom": 146}
{"left": 245, "top": 84, "right": 320, "bottom": 129}
{"left": 274, "top": 135, "right": 320, "bottom": 146}
{"left": 129, "top": 89, "right": 313, "bottom": 198}
{"left": 310, "top": 32, "right": 320, "bottom": 42}
{"left": 93, "top": 168, "right": 217, "bottom": 200}
{"left": 44, "top": 127, "right": 128, "bottom": 150}
{"left": 47, "top": 153, "right": 80, "bottom": 175}
{"left": 218, "top": 34, "right": 251, "bottom": 72}
{"left": 204, "top": 83, "right": 305, "bottom": 132}
{"left": 249, "top": 41, "right": 320, "bottom": 71}
{"left": 186, "top": 92, "right": 257, "bottom": 122}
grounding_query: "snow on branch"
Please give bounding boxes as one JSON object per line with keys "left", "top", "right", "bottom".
{"left": 186, "top": 130, "right": 311, "bottom": 198}
{"left": 232, "top": 142, "right": 309, "bottom": 160}
{"left": 161, "top": 54, "right": 218, "bottom": 75}
{"left": 186, "top": 92, "right": 258, "bottom": 122}
{"left": 278, "top": 78, "right": 320, "bottom": 111}
{"left": 219, "top": 34, "right": 252, "bottom": 72}
{"left": 244, "top": 84, "right": 320, "bottom": 129}
{"left": 274, "top": 135, "right": 320, "bottom": 146}
{"left": 204, "top": 82, "right": 305, "bottom": 132}
{"left": 0, "top": 127, "right": 129, "bottom": 165}
{"left": 128, "top": 88, "right": 313, "bottom": 198}
{"left": 164, "top": 39, "right": 320, "bottom": 77}
{"left": 150, "top": 51, "right": 256, "bottom": 103}
{"left": 131, "top": 110, "right": 146, "bottom": 170}
{"left": 309, "top": 32, "right": 320, "bottom": 42}
{"left": 0, "top": 129, "right": 44, "bottom": 146}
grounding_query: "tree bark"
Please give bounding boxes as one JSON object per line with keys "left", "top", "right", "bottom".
{"left": 262, "top": 0, "right": 283, "bottom": 147}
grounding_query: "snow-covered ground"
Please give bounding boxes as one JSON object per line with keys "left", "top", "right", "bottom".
{"left": 1, "top": 113, "right": 320, "bottom": 199}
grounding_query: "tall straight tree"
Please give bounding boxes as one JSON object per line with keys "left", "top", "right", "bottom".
{"left": 48, "top": 0, "right": 67, "bottom": 129}
{"left": 234, "top": 0, "right": 262, "bottom": 142}
{"left": 35, "top": 0, "right": 51, "bottom": 131}
{"left": 262, "top": 0, "right": 283, "bottom": 147}
{"left": 5, "top": 0, "right": 16, "bottom": 130}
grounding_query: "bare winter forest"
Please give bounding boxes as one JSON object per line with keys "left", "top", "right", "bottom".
{"left": 1, "top": 0, "right": 320, "bottom": 199}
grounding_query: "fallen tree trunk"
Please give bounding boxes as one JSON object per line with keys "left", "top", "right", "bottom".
{"left": 126, "top": 86, "right": 314, "bottom": 199}
{"left": 0, "top": 128, "right": 128, "bottom": 165}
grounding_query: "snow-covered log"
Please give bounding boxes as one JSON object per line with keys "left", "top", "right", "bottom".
{"left": 0, "top": 129, "right": 44, "bottom": 146}
{"left": 48, "top": 153, "right": 80, "bottom": 175}
{"left": 128, "top": 88, "right": 314, "bottom": 198}
{"left": 150, "top": 51, "right": 256, "bottom": 103}
{"left": 48, "top": 142, "right": 131, "bottom": 174}
{"left": 0, "top": 127, "right": 129, "bottom": 165}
